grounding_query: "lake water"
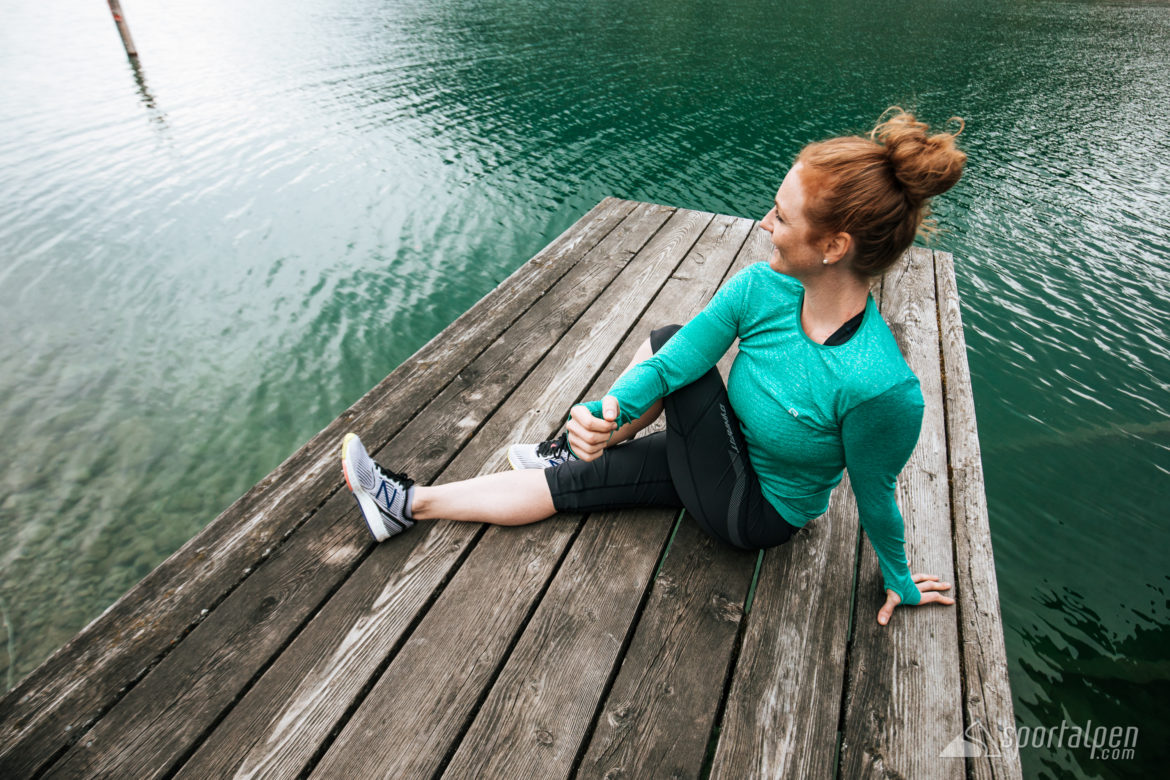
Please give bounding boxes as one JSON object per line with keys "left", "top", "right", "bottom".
{"left": 2, "top": 0, "right": 1168, "bottom": 776}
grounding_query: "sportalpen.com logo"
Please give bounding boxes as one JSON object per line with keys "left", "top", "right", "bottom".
{"left": 940, "top": 719, "right": 1139, "bottom": 761}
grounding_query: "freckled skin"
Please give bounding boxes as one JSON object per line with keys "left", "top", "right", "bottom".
{"left": 759, "top": 163, "right": 828, "bottom": 279}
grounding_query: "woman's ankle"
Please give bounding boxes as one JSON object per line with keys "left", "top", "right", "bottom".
{"left": 409, "top": 486, "right": 434, "bottom": 520}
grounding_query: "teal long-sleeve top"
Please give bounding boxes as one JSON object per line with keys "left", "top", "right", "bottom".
{"left": 580, "top": 261, "right": 924, "bottom": 605}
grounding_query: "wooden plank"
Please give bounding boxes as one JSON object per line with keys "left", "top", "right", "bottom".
{"left": 0, "top": 196, "right": 638, "bottom": 779}
{"left": 310, "top": 211, "right": 733, "bottom": 780}
{"left": 40, "top": 203, "right": 676, "bottom": 780}
{"left": 6, "top": 199, "right": 1009, "bottom": 780}
{"left": 838, "top": 247, "right": 963, "bottom": 778}
{"left": 300, "top": 522, "right": 582, "bottom": 780}
{"left": 710, "top": 480, "right": 859, "bottom": 778}
{"left": 455, "top": 206, "right": 720, "bottom": 471}
{"left": 433, "top": 215, "right": 743, "bottom": 780}
{"left": 707, "top": 266, "right": 886, "bottom": 778}
{"left": 174, "top": 205, "right": 712, "bottom": 780}
{"left": 577, "top": 222, "right": 763, "bottom": 779}
{"left": 439, "top": 509, "right": 676, "bottom": 780}
{"left": 578, "top": 521, "right": 757, "bottom": 779}
{"left": 935, "top": 250, "right": 1022, "bottom": 780}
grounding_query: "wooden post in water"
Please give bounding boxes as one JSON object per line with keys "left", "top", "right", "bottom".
{"left": 107, "top": 0, "right": 138, "bottom": 58}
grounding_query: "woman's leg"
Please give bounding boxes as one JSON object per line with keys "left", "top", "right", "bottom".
{"left": 410, "top": 468, "right": 556, "bottom": 526}
{"left": 661, "top": 362, "right": 799, "bottom": 550}
{"left": 413, "top": 430, "right": 679, "bottom": 526}
{"left": 596, "top": 324, "right": 796, "bottom": 549}
{"left": 545, "top": 430, "right": 681, "bottom": 512}
{"left": 409, "top": 334, "right": 672, "bottom": 527}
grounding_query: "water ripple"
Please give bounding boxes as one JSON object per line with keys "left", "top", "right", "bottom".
{"left": 3, "top": 3, "right": 1170, "bottom": 775}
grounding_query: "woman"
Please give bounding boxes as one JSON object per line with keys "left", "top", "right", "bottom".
{"left": 340, "top": 109, "right": 964, "bottom": 626}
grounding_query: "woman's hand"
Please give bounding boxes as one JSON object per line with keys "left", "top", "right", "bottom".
{"left": 566, "top": 396, "right": 620, "bottom": 461}
{"left": 876, "top": 573, "right": 955, "bottom": 626}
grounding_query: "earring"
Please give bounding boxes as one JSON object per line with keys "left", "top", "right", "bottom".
{"left": 822, "top": 258, "right": 830, "bottom": 265}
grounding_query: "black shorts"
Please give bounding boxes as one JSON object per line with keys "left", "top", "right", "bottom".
{"left": 544, "top": 325, "right": 798, "bottom": 550}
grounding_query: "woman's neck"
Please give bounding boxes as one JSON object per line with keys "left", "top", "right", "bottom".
{"left": 799, "top": 272, "right": 871, "bottom": 343}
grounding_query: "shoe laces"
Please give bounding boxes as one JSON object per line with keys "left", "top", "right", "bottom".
{"left": 374, "top": 461, "right": 414, "bottom": 490}
{"left": 536, "top": 432, "right": 570, "bottom": 459}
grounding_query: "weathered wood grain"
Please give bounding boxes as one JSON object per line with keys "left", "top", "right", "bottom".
{"left": 935, "top": 250, "right": 1021, "bottom": 780}
{"left": 710, "top": 476, "right": 860, "bottom": 779}
{"left": 576, "top": 222, "right": 764, "bottom": 780}
{"left": 170, "top": 206, "right": 712, "bottom": 780}
{"left": 310, "top": 211, "right": 739, "bottom": 780}
{"left": 0, "top": 197, "right": 638, "bottom": 779}
{"left": 426, "top": 215, "right": 755, "bottom": 780}
{"left": 839, "top": 247, "right": 964, "bottom": 779}
{"left": 4, "top": 200, "right": 1020, "bottom": 780}
{"left": 579, "top": 519, "right": 757, "bottom": 780}
{"left": 40, "top": 202, "right": 676, "bottom": 780}
{"left": 439, "top": 507, "right": 677, "bottom": 780}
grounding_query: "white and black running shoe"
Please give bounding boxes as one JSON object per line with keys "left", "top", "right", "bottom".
{"left": 341, "top": 432, "right": 415, "bottom": 541}
{"left": 508, "top": 431, "right": 578, "bottom": 470}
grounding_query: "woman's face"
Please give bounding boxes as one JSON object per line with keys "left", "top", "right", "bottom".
{"left": 759, "top": 163, "right": 824, "bottom": 279}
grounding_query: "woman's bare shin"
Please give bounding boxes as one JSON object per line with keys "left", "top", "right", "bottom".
{"left": 410, "top": 469, "right": 557, "bottom": 525}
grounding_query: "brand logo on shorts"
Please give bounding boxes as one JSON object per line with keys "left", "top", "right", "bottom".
{"left": 719, "top": 403, "right": 740, "bottom": 456}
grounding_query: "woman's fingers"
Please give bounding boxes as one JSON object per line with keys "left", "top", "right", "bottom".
{"left": 566, "top": 435, "right": 600, "bottom": 461}
{"left": 878, "top": 575, "right": 958, "bottom": 625}
{"left": 570, "top": 404, "right": 618, "bottom": 435}
{"left": 567, "top": 404, "right": 618, "bottom": 462}
{"left": 912, "top": 573, "right": 953, "bottom": 592}
{"left": 913, "top": 573, "right": 954, "bottom": 606}
{"left": 877, "top": 590, "right": 901, "bottom": 626}
{"left": 566, "top": 418, "right": 613, "bottom": 447}
{"left": 565, "top": 424, "right": 604, "bottom": 460}
{"left": 912, "top": 574, "right": 953, "bottom": 595}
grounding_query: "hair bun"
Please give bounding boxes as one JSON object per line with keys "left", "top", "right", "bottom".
{"left": 872, "top": 109, "right": 966, "bottom": 203}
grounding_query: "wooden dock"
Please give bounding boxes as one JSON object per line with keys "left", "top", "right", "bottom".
{"left": 0, "top": 199, "right": 1020, "bottom": 779}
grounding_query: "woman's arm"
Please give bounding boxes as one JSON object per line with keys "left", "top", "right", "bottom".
{"left": 842, "top": 383, "right": 954, "bottom": 622}
{"left": 576, "top": 265, "right": 755, "bottom": 428}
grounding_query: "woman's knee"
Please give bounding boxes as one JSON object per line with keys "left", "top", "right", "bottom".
{"left": 618, "top": 337, "right": 656, "bottom": 382}
{"left": 650, "top": 324, "right": 683, "bottom": 353}
{"left": 633, "top": 336, "right": 654, "bottom": 364}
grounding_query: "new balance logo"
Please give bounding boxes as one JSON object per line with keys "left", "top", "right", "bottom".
{"left": 375, "top": 479, "right": 398, "bottom": 507}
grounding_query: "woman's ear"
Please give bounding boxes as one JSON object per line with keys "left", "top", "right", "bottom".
{"left": 822, "top": 232, "right": 854, "bottom": 265}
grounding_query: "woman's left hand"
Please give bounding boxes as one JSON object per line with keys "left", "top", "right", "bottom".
{"left": 877, "top": 573, "right": 955, "bottom": 626}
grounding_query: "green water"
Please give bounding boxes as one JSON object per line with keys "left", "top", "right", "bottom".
{"left": 2, "top": 1, "right": 1168, "bottom": 776}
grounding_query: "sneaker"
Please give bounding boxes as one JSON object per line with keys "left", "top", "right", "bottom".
{"left": 507, "top": 431, "right": 578, "bottom": 470}
{"left": 340, "top": 432, "right": 415, "bottom": 542}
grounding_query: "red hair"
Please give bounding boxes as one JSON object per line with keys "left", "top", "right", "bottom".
{"left": 797, "top": 109, "right": 966, "bottom": 276}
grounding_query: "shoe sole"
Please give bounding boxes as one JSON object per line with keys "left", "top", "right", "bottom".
{"left": 341, "top": 433, "right": 391, "bottom": 542}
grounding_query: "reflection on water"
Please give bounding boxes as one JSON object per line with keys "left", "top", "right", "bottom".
{"left": 1015, "top": 584, "right": 1170, "bottom": 777}
{"left": 128, "top": 58, "right": 167, "bottom": 129}
{"left": 1, "top": 0, "right": 1169, "bottom": 776}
